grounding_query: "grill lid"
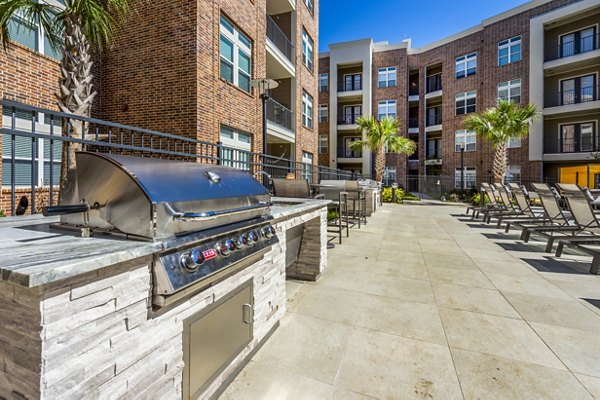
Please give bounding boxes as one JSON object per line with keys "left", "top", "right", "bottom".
{"left": 57, "top": 152, "right": 271, "bottom": 240}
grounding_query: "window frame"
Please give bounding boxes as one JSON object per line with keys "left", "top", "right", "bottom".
{"left": 302, "top": 90, "right": 313, "bottom": 129}
{"left": 558, "top": 121, "right": 597, "bottom": 153}
{"left": 302, "top": 29, "right": 314, "bottom": 72}
{"left": 497, "top": 79, "right": 522, "bottom": 104}
{"left": 505, "top": 165, "right": 521, "bottom": 183}
{"left": 455, "top": 53, "right": 477, "bottom": 79}
{"left": 454, "top": 167, "right": 476, "bottom": 189}
{"left": 559, "top": 24, "right": 598, "bottom": 58}
{"left": 559, "top": 72, "right": 597, "bottom": 105}
{"left": 454, "top": 129, "right": 476, "bottom": 152}
{"left": 219, "top": 125, "right": 252, "bottom": 171}
{"left": 377, "top": 100, "right": 397, "bottom": 120}
{"left": 318, "top": 73, "right": 328, "bottom": 92}
{"left": 455, "top": 91, "right": 477, "bottom": 116}
{"left": 318, "top": 135, "right": 328, "bottom": 154}
{"left": 303, "top": 0, "right": 314, "bottom": 15}
{"left": 318, "top": 104, "right": 328, "bottom": 123}
{"left": 498, "top": 35, "right": 522, "bottom": 66}
{"left": 301, "top": 151, "right": 313, "bottom": 182}
{"left": 220, "top": 15, "right": 253, "bottom": 93}
{"left": 378, "top": 67, "right": 397, "bottom": 88}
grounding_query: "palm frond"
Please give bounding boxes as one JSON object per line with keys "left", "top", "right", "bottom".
{"left": 0, "top": 0, "right": 59, "bottom": 49}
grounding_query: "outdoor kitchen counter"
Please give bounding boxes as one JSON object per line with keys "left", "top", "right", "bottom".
{"left": 0, "top": 198, "right": 329, "bottom": 288}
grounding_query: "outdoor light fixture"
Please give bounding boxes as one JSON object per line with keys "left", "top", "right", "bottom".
{"left": 250, "top": 78, "right": 279, "bottom": 155}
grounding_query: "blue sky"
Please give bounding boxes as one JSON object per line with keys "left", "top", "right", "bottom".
{"left": 319, "top": 0, "right": 529, "bottom": 52}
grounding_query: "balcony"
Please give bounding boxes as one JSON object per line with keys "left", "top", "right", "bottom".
{"left": 337, "top": 147, "right": 362, "bottom": 159}
{"left": 408, "top": 117, "right": 419, "bottom": 134}
{"left": 425, "top": 74, "right": 442, "bottom": 97}
{"left": 265, "top": 14, "right": 295, "bottom": 78}
{"left": 266, "top": 98, "right": 294, "bottom": 141}
{"left": 545, "top": 33, "right": 599, "bottom": 62}
{"left": 337, "top": 79, "right": 362, "bottom": 92}
{"left": 544, "top": 86, "right": 600, "bottom": 117}
{"left": 337, "top": 114, "right": 361, "bottom": 130}
{"left": 425, "top": 107, "right": 442, "bottom": 131}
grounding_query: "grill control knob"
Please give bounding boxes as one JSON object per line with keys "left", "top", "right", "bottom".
{"left": 217, "top": 240, "right": 234, "bottom": 257}
{"left": 234, "top": 236, "right": 245, "bottom": 249}
{"left": 240, "top": 234, "right": 249, "bottom": 247}
{"left": 262, "top": 225, "right": 276, "bottom": 239}
{"left": 248, "top": 231, "right": 258, "bottom": 244}
{"left": 180, "top": 249, "right": 203, "bottom": 273}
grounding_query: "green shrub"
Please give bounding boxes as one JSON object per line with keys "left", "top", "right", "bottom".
{"left": 470, "top": 193, "right": 489, "bottom": 205}
{"left": 381, "top": 187, "right": 419, "bottom": 203}
{"left": 327, "top": 210, "right": 339, "bottom": 221}
{"left": 0, "top": 210, "right": 5, "bottom": 218}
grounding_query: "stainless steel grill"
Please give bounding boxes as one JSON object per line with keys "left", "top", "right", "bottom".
{"left": 44, "top": 152, "right": 279, "bottom": 308}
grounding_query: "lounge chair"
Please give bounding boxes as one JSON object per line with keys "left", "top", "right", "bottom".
{"left": 494, "top": 183, "right": 546, "bottom": 229}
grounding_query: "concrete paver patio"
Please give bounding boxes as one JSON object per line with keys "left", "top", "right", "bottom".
{"left": 222, "top": 202, "right": 600, "bottom": 399}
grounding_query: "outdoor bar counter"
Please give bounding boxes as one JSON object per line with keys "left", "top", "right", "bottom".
{"left": 0, "top": 198, "right": 327, "bottom": 399}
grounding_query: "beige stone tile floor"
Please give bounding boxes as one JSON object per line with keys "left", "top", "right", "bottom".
{"left": 221, "top": 202, "right": 600, "bottom": 399}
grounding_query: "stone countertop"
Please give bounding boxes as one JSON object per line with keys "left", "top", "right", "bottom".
{"left": 0, "top": 198, "right": 329, "bottom": 288}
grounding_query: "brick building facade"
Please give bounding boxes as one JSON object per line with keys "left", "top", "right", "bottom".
{"left": 318, "top": 0, "right": 599, "bottom": 190}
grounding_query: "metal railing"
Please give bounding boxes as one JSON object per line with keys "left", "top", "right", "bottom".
{"left": 266, "top": 15, "right": 295, "bottom": 65}
{"left": 408, "top": 117, "right": 419, "bottom": 129}
{"left": 409, "top": 85, "right": 419, "bottom": 96}
{"left": 337, "top": 79, "right": 362, "bottom": 92}
{"left": 544, "top": 33, "right": 599, "bottom": 62}
{"left": 544, "top": 85, "right": 599, "bottom": 107}
{"left": 266, "top": 98, "right": 294, "bottom": 132}
{"left": 336, "top": 146, "right": 362, "bottom": 158}
{"left": 338, "top": 114, "right": 360, "bottom": 125}
{"left": 426, "top": 108, "right": 442, "bottom": 126}
{"left": 426, "top": 74, "right": 442, "bottom": 93}
{"left": 0, "top": 100, "right": 358, "bottom": 216}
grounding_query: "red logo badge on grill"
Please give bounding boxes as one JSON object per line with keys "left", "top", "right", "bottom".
{"left": 202, "top": 249, "right": 218, "bottom": 261}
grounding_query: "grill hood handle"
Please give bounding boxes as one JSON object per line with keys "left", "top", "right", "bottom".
{"left": 172, "top": 202, "right": 270, "bottom": 222}
{"left": 43, "top": 204, "right": 91, "bottom": 217}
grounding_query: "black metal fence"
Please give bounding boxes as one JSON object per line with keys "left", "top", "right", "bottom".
{"left": 544, "top": 33, "right": 599, "bottom": 62}
{"left": 266, "top": 14, "right": 294, "bottom": 64}
{"left": 0, "top": 100, "right": 360, "bottom": 215}
{"left": 544, "top": 85, "right": 599, "bottom": 107}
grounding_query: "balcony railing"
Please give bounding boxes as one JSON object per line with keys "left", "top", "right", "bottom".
{"left": 544, "top": 33, "right": 599, "bottom": 62}
{"left": 337, "top": 147, "right": 362, "bottom": 158}
{"left": 426, "top": 74, "right": 442, "bottom": 93}
{"left": 338, "top": 114, "right": 361, "bottom": 125}
{"left": 544, "top": 85, "right": 599, "bottom": 107}
{"left": 266, "top": 15, "right": 295, "bottom": 65}
{"left": 337, "top": 79, "right": 362, "bottom": 92}
{"left": 426, "top": 108, "right": 442, "bottom": 127}
{"left": 266, "top": 98, "right": 294, "bottom": 132}
{"left": 409, "top": 85, "right": 419, "bottom": 96}
{"left": 408, "top": 117, "right": 419, "bottom": 129}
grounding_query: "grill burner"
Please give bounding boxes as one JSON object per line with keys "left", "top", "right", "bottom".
{"left": 43, "top": 152, "right": 279, "bottom": 307}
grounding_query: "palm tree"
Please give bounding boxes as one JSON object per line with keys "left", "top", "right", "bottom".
{"left": 351, "top": 116, "right": 416, "bottom": 182}
{"left": 464, "top": 100, "right": 538, "bottom": 184}
{"left": 0, "top": 0, "right": 133, "bottom": 182}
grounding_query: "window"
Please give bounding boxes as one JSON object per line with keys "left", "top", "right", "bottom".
{"left": 302, "top": 30, "right": 314, "bottom": 71}
{"left": 304, "top": 0, "right": 314, "bottom": 15}
{"left": 341, "top": 73, "right": 361, "bottom": 91}
{"left": 302, "top": 90, "right": 313, "bottom": 129}
{"left": 318, "top": 104, "right": 328, "bottom": 123}
{"left": 455, "top": 91, "right": 476, "bottom": 115}
{"left": 220, "top": 15, "right": 252, "bottom": 92}
{"left": 342, "top": 105, "right": 361, "bottom": 124}
{"left": 378, "top": 100, "right": 396, "bottom": 120}
{"left": 7, "top": 1, "right": 63, "bottom": 60}
{"left": 220, "top": 125, "right": 251, "bottom": 171}
{"left": 455, "top": 167, "right": 476, "bottom": 189}
{"left": 427, "top": 138, "right": 442, "bottom": 159}
{"left": 378, "top": 67, "right": 397, "bottom": 88}
{"left": 498, "top": 79, "right": 521, "bottom": 104}
{"left": 456, "top": 53, "right": 476, "bottom": 79}
{"left": 318, "top": 135, "right": 328, "bottom": 154}
{"left": 506, "top": 165, "right": 521, "bottom": 183}
{"left": 319, "top": 73, "right": 328, "bottom": 92}
{"left": 560, "top": 26, "right": 597, "bottom": 58}
{"left": 383, "top": 167, "right": 396, "bottom": 186}
{"left": 498, "top": 36, "right": 522, "bottom": 66}
{"left": 2, "top": 107, "right": 62, "bottom": 187}
{"left": 507, "top": 137, "right": 521, "bottom": 148}
{"left": 559, "top": 122, "right": 597, "bottom": 153}
{"left": 454, "top": 130, "right": 476, "bottom": 152}
{"left": 343, "top": 137, "right": 362, "bottom": 158}
{"left": 301, "top": 152, "right": 313, "bottom": 182}
{"left": 560, "top": 74, "right": 596, "bottom": 105}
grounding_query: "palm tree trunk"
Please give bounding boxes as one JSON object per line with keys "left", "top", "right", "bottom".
{"left": 492, "top": 142, "right": 507, "bottom": 184}
{"left": 374, "top": 147, "right": 386, "bottom": 182}
{"left": 56, "top": 14, "right": 97, "bottom": 186}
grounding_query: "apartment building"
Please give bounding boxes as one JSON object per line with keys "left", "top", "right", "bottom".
{"left": 318, "top": 0, "right": 599, "bottom": 189}
{"left": 0, "top": 0, "right": 319, "bottom": 213}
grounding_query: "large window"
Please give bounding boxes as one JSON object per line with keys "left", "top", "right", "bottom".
{"left": 7, "top": 1, "right": 63, "bottom": 60}
{"left": 378, "top": 67, "right": 397, "bottom": 88}
{"left": 559, "top": 122, "right": 597, "bottom": 153}
{"left": 220, "top": 15, "right": 252, "bottom": 92}
{"left": 302, "top": 29, "right": 314, "bottom": 71}
{"left": 304, "top": 0, "right": 314, "bottom": 15}
{"left": 507, "top": 137, "right": 521, "bottom": 148}
{"left": 220, "top": 125, "right": 251, "bottom": 171}
{"left": 498, "top": 79, "right": 521, "bottom": 104}
{"left": 301, "top": 152, "right": 313, "bottom": 182}
{"left": 456, "top": 53, "right": 476, "bottom": 79}
{"left": 455, "top": 167, "right": 476, "bottom": 189}
{"left": 318, "top": 73, "right": 328, "bottom": 92}
{"left": 302, "top": 90, "right": 313, "bottom": 129}
{"left": 2, "top": 108, "right": 62, "bottom": 187}
{"left": 318, "top": 104, "right": 328, "bottom": 123}
{"left": 498, "top": 36, "right": 522, "bottom": 66}
{"left": 560, "top": 74, "right": 596, "bottom": 105}
{"left": 318, "top": 135, "right": 328, "bottom": 154}
{"left": 378, "top": 100, "right": 396, "bottom": 120}
{"left": 455, "top": 91, "right": 476, "bottom": 115}
{"left": 506, "top": 165, "right": 521, "bottom": 183}
{"left": 342, "top": 105, "right": 361, "bottom": 124}
{"left": 454, "top": 130, "right": 476, "bottom": 152}
{"left": 560, "top": 26, "right": 597, "bottom": 58}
